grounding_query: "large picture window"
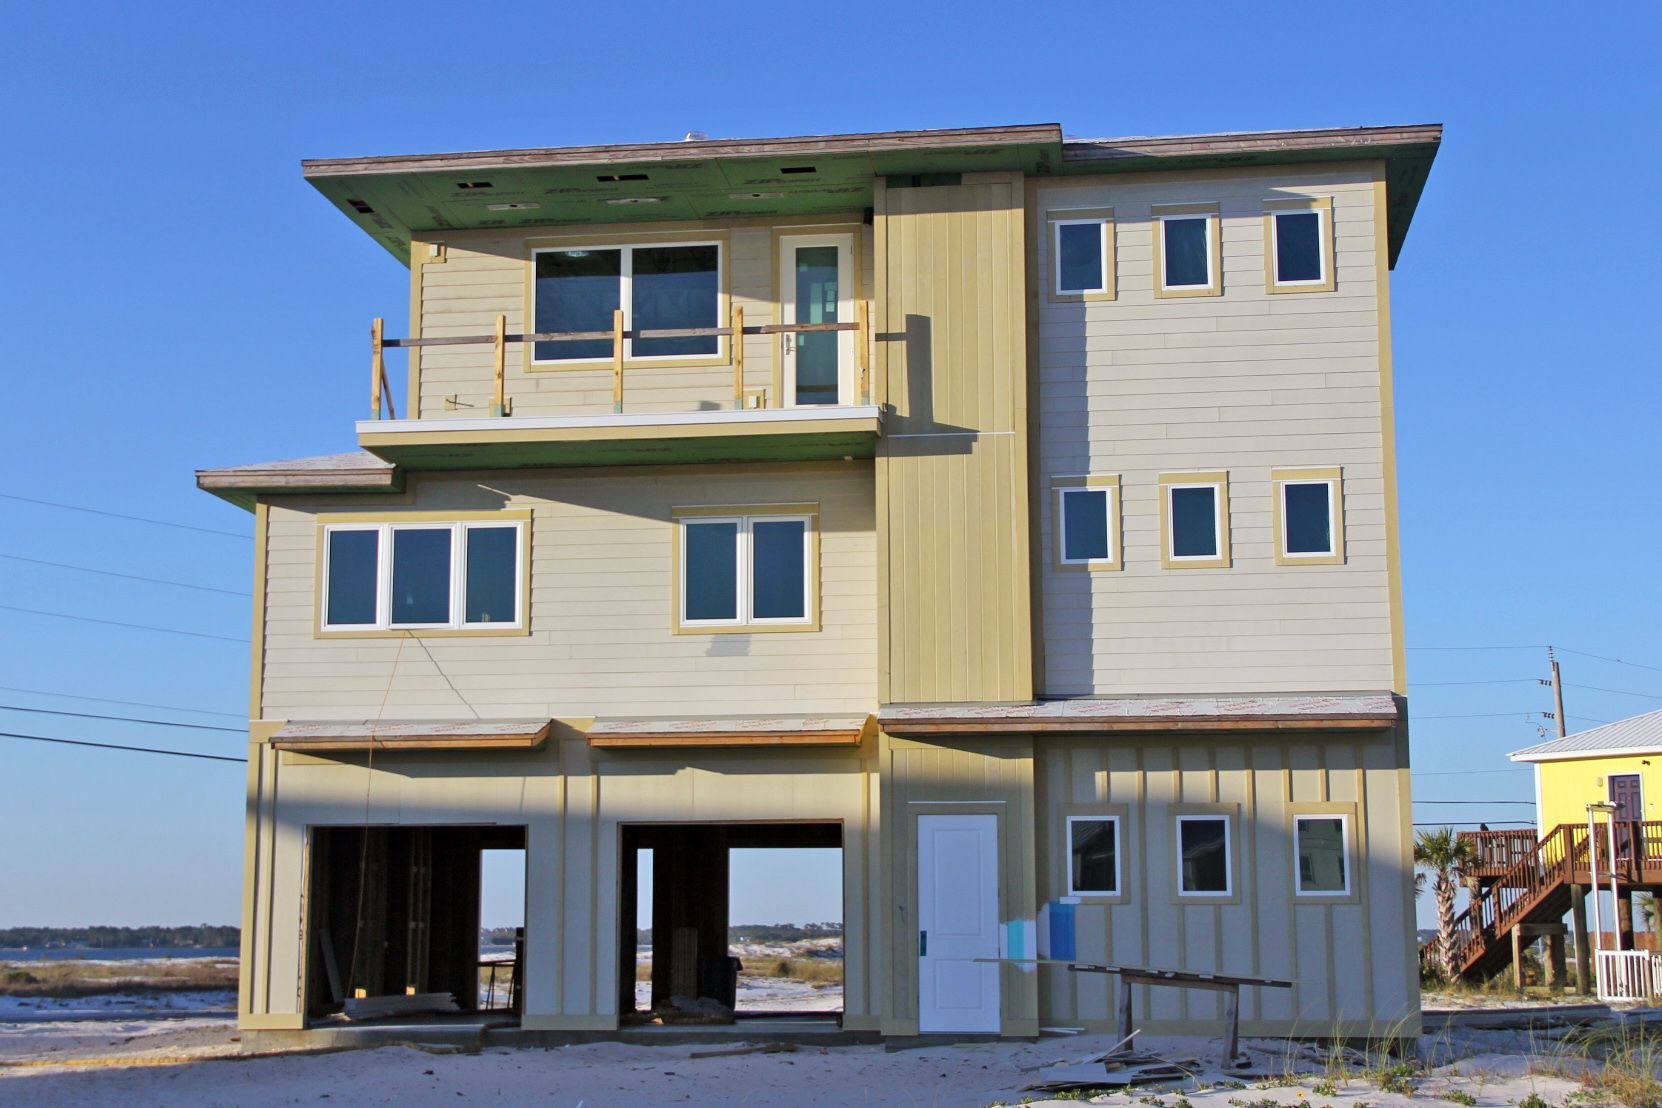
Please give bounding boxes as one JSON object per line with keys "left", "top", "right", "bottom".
{"left": 533, "top": 241, "right": 722, "bottom": 363}
{"left": 677, "top": 510, "right": 815, "bottom": 630}
{"left": 320, "top": 518, "right": 527, "bottom": 633}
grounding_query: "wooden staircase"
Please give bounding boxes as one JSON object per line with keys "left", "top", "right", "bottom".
{"left": 1433, "top": 821, "right": 1662, "bottom": 981}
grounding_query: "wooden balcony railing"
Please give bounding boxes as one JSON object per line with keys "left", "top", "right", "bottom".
{"left": 1459, "top": 828, "right": 1539, "bottom": 877}
{"left": 370, "top": 304, "right": 872, "bottom": 420}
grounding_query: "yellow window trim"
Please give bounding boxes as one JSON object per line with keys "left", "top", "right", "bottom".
{"left": 670, "top": 504, "right": 821, "bottom": 635}
{"left": 1059, "top": 803, "right": 1131, "bottom": 903}
{"left": 1263, "top": 196, "right": 1337, "bottom": 295}
{"left": 1271, "top": 466, "right": 1346, "bottom": 566}
{"left": 1157, "top": 471, "right": 1231, "bottom": 570}
{"left": 1151, "top": 203, "right": 1222, "bottom": 299}
{"left": 1287, "top": 802, "right": 1361, "bottom": 904}
{"left": 1050, "top": 474, "right": 1121, "bottom": 572}
{"left": 1045, "top": 207, "right": 1116, "bottom": 303}
{"left": 1170, "top": 804, "right": 1242, "bottom": 906}
{"left": 312, "top": 508, "right": 533, "bottom": 639}
{"left": 522, "top": 231, "right": 732, "bottom": 374}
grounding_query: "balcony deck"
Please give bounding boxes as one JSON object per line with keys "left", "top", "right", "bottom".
{"left": 356, "top": 405, "right": 882, "bottom": 470}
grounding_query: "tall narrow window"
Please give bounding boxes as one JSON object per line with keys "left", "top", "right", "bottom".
{"left": 677, "top": 510, "right": 816, "bottom": 630}
{"left": 1264, "top": 197, "right": 1335, "bottom": 293}
{"left": 1068, "top": 816, "right": 1120, "bottom": 896}
{"left": 533, "top": 241, "right": 722, "bottom": 363}
{"left": 319, "top": 517, "right": 528, "bottom": 634}
{"left": 1160, "top": 473, "right": 1230, "bottom": 569}
{"left": 1053, "top": 475, "right": 1120, "bottom": 570}
{"left": 1294, "top": 815, "right": 1350, "bottom": 895}
{"left": 1153, "top": 205, "right": 1221, "bottom": 298}
{"left": 1176, "top": 815, "right": 1232, "bottom": 896}
{"left": 1048, "top": 209, "right": 1115, "bottom": 301}
{"left": 779, "top": 233, "right": 854, "bottom": 407}
{"left": 1273, "top": 468, "right": 1344, "bottom": 565}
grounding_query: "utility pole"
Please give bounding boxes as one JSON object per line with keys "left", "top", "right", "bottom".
{"left": 1542, "top": 646, "right": 1567, "bottom": 739}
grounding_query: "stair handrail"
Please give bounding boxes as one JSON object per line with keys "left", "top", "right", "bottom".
{"left": 1438, "top": 823, "right": 1587, "bottom": 971}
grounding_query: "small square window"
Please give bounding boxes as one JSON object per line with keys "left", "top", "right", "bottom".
{"left": 1053, "top": 476, "right": 1120, "bottom": 570}
{"left": 1177, "top": 815, "right": 1232, "bottom": 896}
{"left": 678, "top": 511, "right": 815, "bottom": 630}
{"left": 1273, "top": 469, "right": 1344, "bottom": 565}
{"left": 1274, "top": 211, "right": 1323, "bottom": 284}
{"left": 1154, "top": 206, "right": 1220, "bottom": 298}
{"left": 1264, "top": 198, "right": 1335, "bottom": 294}
{"left": 1295, "top": 815, "right": 1349, "bottom": 895}
{"left": 1160, "top": 474, "right": 1229, "bottom": 569}
{"left": 1068, "top": 816, "right": 1120, "bottom": 896}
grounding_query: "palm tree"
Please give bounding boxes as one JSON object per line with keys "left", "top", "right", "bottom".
{"left": 1415, "top": 827, "right": 1478, "bottom": 983}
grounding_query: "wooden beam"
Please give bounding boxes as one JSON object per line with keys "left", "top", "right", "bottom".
{"left": 383, "top": 321, "right": 859, "bottom": 348}
{"left": 856, "top": 299, "right": 870, "bottom": 404}
{"left": 612, "top": 309, "right": 625, "bottom": 413}
{"left": 370, "top": 317, "right": 384, "bottom": 419}
{"left": 732, "top": 304, "right": 745, "bottom": 410}
{"left": 492, "top": 313, "right": 507, "bottom": 416}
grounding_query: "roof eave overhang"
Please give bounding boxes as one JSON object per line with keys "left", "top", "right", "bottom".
{"left": 1510, "top": 745, "right": 1662, "bottom": 764}
{"left": 883, "top": 715, "right": 1397, "bottom": 737}
{"left": 194, "top": 466, "right": 405, "bottom": 512}
{"left": 1059, "top": 124, "right": 1442, "bottom": 268}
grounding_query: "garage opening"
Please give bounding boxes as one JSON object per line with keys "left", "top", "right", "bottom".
{"left": 618, "top": 822, "right": 843, "bottom": 1025}
{"left": 305, "top": 825, "right": 526, "bottom": 1023}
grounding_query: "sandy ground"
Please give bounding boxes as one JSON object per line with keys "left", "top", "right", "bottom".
{"left": 0, "top": 1015, "right": 1610, "bottom": 1108}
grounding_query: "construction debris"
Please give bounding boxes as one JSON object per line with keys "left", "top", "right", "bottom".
{"left": 340, "top": 993, "right": 459, "bottom": 1021}
{"left": 687, "top": 1042, "right": 799, "bottom": 1059}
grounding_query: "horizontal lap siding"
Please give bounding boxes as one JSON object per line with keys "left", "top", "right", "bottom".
{"left": 1033, "top": 733, "right": 1417, "bottom": 1035}
{"left": 412, "top": 221, "right": 874, "bottom": 420}
{"left": 1032, "top": 167, "right": 1393, "bottom": 695}
{"left": 259, "top": 463, "right": 877, "bottom": 719}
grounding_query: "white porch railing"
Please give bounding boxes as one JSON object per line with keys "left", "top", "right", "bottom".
{"left": 1594, "top": 950, "right": 1655, "bottom": 1001}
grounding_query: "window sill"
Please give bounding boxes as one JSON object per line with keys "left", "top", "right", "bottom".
{"left": 314, "top": 626, "right": 531, "bottom": 639}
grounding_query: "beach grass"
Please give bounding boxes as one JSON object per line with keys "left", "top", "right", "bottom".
{"left": 1, "top": 958, "right": 237, "bottom": 998}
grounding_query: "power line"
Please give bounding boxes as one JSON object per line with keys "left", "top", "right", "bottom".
{"left": 1567, "top": 715, "right": 1611, "bottom": 726}
{"left": 1557, "top": 647, "right": 1662, "bottom": 676}
{"left": 1414, "top": 820, "right": 1535, "bottom": 827}
{"left": 1411, "top": 712, "right": 1540, "bottom": 720}
{"left": 0, "top": 704, "right": 244, "bottom": 734}
{"left": 0, "top": 492, "right": 249, "bottom": 540}
{"left": 0, "top": 731, "right": 244, "bottom": 764}
{"left": 1567, "top": 682, "right": 1662, "bottom": 701}
{"left": 0, "top": 604, "right": 247, "bottom": 643}
{"left": 1411, "top": 678, "right": 1535, "bottom": 687}
{"left": 1414, "top": 768, "right": 1532, "bottom": 777}
{"left": 0, "top": 553, "right": 249, "bottom": 597}
{"left": 1406, "top": 645, "right": 1544, "bottom": 652}
{"left": 1414, "top": 800, "right": 1535, "bottom": 806}
{"left": 0, "top": 685, "right": 242, "bottom": 720}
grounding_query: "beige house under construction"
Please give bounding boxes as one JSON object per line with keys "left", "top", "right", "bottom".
{"left": 198, "top": 120, "right": 1440, "bottom": 1044}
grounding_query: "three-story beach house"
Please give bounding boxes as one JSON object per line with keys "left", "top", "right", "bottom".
{"left": 197, "top": 121, "right": 1440, "bottom": 1044}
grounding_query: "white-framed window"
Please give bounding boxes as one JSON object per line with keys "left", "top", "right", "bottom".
{"left": 1274, "top": 469, "right": 1345, "bottom": 564}
{"left": 1264, "top": 197, "right": 1335, "bottom": 294}
{"left": 1067, "top": 815, "right": 1121, "bottom": 896}
{"left": 1294, "top": 814, "right": 1350, "bottom": 896}
{"left": 1052, "top": 216, "right": 1113, "bottom": 296}
{"left": 532, "top": 240, "right": 723, "bottom": 364}
{"left": 1153, "top": 205, "right": 1221, "bottom": 297}
{"left": 679, "top": 513, "right": 814, "bottom": 629}
{"left": 321, "top": 520, "right": 526, "bottom": 632}
{"left": 1159, "top": 473, "right": 1230, "bottom": 569}
{"left": 1054, "top": 476, "right": 1119, "bottom": 569}
{"left": 1270, "top": 208, "right": 1326, "bottom": 286}
{"left": 1176, "top": 815, "right": 1232, "bottom": 896}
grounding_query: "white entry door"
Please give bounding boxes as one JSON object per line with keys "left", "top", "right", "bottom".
{"left": 778, "top": 233, "right": 854, "bottom": 407}
{"left": 917, "top": 813, "right": 1000, "bottom": 1033}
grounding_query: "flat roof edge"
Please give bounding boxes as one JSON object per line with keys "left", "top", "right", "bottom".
{"left": 302, "top": 123, "right": 1064, "bottom": 178}
{"left": 1061, "top": 123, "right": 1442, "bottom": 162}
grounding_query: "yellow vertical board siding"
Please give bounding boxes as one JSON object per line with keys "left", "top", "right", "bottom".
{"left": 1032, "top": 732, "right": 1418, "bottom": 1038}
{"left": 880, "top": 733, "right": 1039, "bottom": 1036}
{"left": 411, "top": 216, "right": 868, "bottom": 420}
{"left": 1537, "top": 755, "right": 1662, "bottom": 831}
{"left": 1030, "top": 166, "right": 1394, "bottom": 696}
{"left": 257, "top": 463, "right": 877, "bottom": 720}
{"left": 250, "top": 501, "right": 269, "bottom": 720}
{"left": 1371, "top": 164, "right": 1409, "bottom": 695}
{"left": 876, "top": 175, "right": 1033, "bottom": 704}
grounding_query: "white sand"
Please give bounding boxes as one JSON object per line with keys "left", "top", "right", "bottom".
{"left": 0, "top": 1018, "right": 1603, "bottom": 1108}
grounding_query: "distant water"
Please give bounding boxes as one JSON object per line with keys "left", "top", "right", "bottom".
{"left": 0, "top": 947, "right": 240, "bottom": 962}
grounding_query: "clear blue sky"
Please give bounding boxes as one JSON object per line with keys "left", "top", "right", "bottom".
{"left": 1, "top": 2, "right": 1658, "bottom": 930}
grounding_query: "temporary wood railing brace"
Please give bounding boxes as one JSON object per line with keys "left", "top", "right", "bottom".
{"left": 370, "top": 307, "right": 871, "bottom": 418}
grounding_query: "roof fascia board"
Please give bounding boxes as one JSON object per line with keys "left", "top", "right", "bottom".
{"left": 302, "top": 124, "right": 1064, "bottom": 178}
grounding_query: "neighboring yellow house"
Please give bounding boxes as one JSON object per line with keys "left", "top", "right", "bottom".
{"left": 1511, "top": 710, "right": 1662, "bottom": 832}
